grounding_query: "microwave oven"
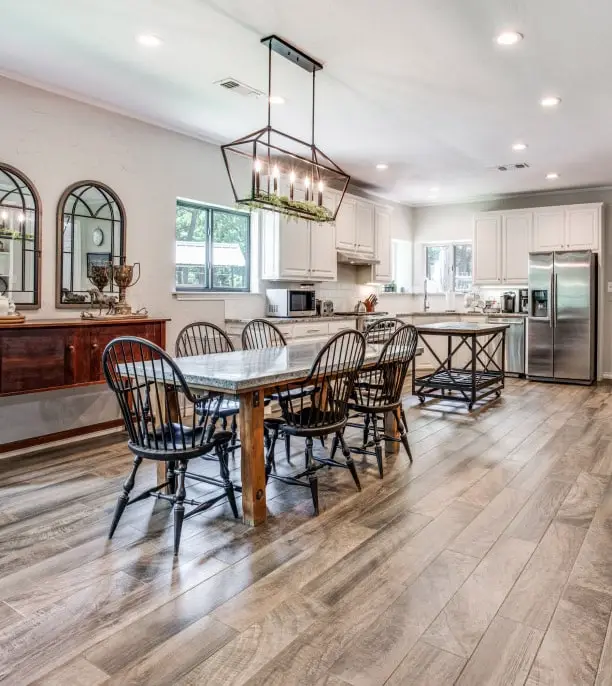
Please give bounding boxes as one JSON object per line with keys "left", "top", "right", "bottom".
{"left": 266, "top": 287, "right": 316, "bottom": 317}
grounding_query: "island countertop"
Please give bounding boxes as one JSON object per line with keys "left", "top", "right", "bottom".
{"left": 414, "top": 321, "right": 510, "bottom": 335}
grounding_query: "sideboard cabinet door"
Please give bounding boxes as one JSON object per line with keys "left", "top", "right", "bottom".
{"left": 0, "top": 328, "right": 85, "bottom": 394}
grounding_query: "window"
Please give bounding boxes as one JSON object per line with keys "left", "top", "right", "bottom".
{"left": 425, "top": 242, "right": 472, "bottom": 293}
{"left": 175, "top": 200, "right": 250, "bottom": 292}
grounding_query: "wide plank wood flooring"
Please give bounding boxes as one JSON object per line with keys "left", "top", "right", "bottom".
{"left": 1, "top": 379, "right": 612, "bottom": 684}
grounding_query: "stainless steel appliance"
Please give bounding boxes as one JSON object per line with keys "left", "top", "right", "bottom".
{"left": 266, "top": 286, "right": 316, "bottom": 318}
{"left": 502, "top": 292, "right": 516, "bottom": 313}
{"left": 486, "top": 315, "right": 526, "bottom": 375}
{"left": 527, "top": 250, "right": 597, "bottom": 383}
{"left": 519, "top": 288, "right": 528, "bottom": 314}
{"left": 321, "top": 299, "right": 334, "bottom": 316}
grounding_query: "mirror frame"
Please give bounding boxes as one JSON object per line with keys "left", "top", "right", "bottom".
{"left": 0, "top": 162, "right": 42, "bottom": 310}
{"left": 55, "top": 180, "right": 126, "bottom": 309}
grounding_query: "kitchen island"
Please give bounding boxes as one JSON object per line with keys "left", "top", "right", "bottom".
{"left": 412, "top": 320, "right": 509, "bottom": 411}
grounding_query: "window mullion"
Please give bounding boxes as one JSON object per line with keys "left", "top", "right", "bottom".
{"left": 207, "top": 209, "right": 213, "bottom": 290}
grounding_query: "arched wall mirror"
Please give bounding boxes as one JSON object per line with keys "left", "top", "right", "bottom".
{"left": 0, "top": 163, "right": 41, "bottom": 309}
{"left": 56, "top": 181, "right": 125, "bottom": 307}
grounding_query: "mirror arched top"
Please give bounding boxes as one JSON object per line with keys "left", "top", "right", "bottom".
{"left": 0, "top": 162, "right": 41, "bottom": 309}
{"left": 56, "top": 181, "right": 126, "bottom": 308}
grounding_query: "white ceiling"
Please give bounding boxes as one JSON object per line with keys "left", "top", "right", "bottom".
{"left": 1, "top": 0, "right": 612, "bottom": 205}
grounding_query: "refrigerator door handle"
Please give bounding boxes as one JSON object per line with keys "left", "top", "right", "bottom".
{"left": 554, "top": 273, "right": 558, "bottom": 327}
{"left": 549, "top": 273, "right": 554, "bottom": 328}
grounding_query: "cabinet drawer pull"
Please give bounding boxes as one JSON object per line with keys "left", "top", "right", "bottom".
{"left": 91, "top": 343, "right": 99, "bottom": 350}
{"left": 66, "top": 344, "right": 74, "bottom": 353}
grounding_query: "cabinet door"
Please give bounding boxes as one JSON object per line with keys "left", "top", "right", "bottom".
{"left": 0, "top": 327, "right": 83, "bottom": 394}
{"left": 335, "top": 196, "right": 356, "bottom": 250}
{"left": 278, "top": 219, "right": 311, "bottom": 279}
{"left": 565, "top": 206, "right": 600, "bottom": 250}
{"left": 356, "top": 201, "right": 375, "bottom": 255}
{"left": 532, "top": 209, "right": 565, "bottom": 251}
{"left": 309, "top": 222, "right": 337, "bottom": 280}
{"left": 374, "top": 207, "right": 392, "bottom": 283}
{"left": 502, "top": 212, "right": 531, "bottom": 284}
{"left": 473, "top": 215, "right": 502, "bottom": 284}
{"left": 89, "top": 323, "right": 163, "bottom": 381}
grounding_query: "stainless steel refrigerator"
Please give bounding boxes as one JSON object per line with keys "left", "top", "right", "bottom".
{"left": 527, "top": 250, "right": 597, "bottom": 383}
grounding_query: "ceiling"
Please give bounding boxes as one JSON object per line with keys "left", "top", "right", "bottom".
{"left": 1, "top": 0, "right": 611, "bottom": 205}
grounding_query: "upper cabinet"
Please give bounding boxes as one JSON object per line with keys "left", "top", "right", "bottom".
{"left": 261, "top": 212, "right": 337, "bottom": 282}
{"left": 373, "top": 206, "right": 392, "bottom": 283}
{"left": 355, "top": 201, "right": 375, "bottom": 255}
{"left": 335, "top": 195, "right": 375, "bottom": 256}
{"left": 474, "top": 203, "right": 602, "bottom": 286}
{"left": 335, "top": 195, "right": 356, "bottom": 251}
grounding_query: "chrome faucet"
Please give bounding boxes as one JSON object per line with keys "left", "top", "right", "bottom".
{"left": 423, "top": 278, "right": 430, "bottom": 312}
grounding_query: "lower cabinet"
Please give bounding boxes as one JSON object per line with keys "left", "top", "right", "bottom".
{"left": 0, "top": 319, "right": 167, "bottom": 396}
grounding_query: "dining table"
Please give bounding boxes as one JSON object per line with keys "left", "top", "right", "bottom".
{"left": 141, "top": 339, "right": 421, "bottom": 527}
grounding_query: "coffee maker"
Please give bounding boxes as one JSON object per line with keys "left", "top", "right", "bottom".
{"left": 519, "top": 288, "right": 528, "bottom": 314}
{"left": 502, "top": 291, "right": 517, "bottom": 313}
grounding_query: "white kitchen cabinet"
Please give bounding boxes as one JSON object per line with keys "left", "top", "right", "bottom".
{"left": 473, "top": 215, "right": 502, "bottom": 285}
{"left": 356, "top": 201, "right": 375, "bottom": 255}
{"left": 565, "top": 205, "right": 600, "bottom": 250}
{"left": 531, "top": 204, "right": 601, "bottom": 252}
{"left": 532, "top": 209, "right": 565, "bottom": 251}
{"left": 261, "top": 212, "right": 336, "bottom": 281}
{"left": 373, "top": 207, "right": 392, "bottom": 283}
{"left": 309, "top": 221, "right": 337, "bottom": 280}
{"left": 335, "top": 196, "right": 356, "bottom": 251}
{"left": 502, "top": 212, "right": 531, "bottom": 284}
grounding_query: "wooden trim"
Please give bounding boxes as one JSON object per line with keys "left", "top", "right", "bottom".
{"left": 55, "top": 180, "right": 127, "bottom": 309}
{"left": 0, "top": 418, "right": 124, "bottom": 454}
{"left": 0, "top": 161, "right": 42, "bottom": 310}
{"left": 0, "top": 317, "right": 170, "bottom": 330}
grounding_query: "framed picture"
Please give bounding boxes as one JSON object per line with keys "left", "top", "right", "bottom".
{"left": 87, "top": 252, "right": 111, "bottom": 278}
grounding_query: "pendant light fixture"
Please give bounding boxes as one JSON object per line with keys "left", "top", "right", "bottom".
{"left": 221, "top": 35, "right": 350, "bottom": 223}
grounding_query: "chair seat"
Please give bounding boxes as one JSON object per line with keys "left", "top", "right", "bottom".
{"left": 271, "top": 385, "right": 318, "bottom": 401}
{"left": 130, "top": 425, "right": 232, "bottom": 460}
{"left": 281, "top": 407, "right": 346, "bottom": 437}
{"left": 195, "top": 397, "right": 240, "bottom": 417}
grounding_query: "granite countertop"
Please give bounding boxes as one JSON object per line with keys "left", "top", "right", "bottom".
{"left": 415, "top": 321, "right": 510, "bottom": 335}
{"left": 124, "top": 340, "right": 423, "bottom": 393}
{"left": 225, "top": 315, "right": 359, "bottom": 324}
{"left": 395, "top": 311, "right": 527, "bottom": 318}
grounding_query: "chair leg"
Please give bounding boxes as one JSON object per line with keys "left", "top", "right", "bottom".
{"left": 217, "top": 443, "right": 239, "bottom": 518}
{"left": 363, "top": 412, "right": 370, "bottom": 447}
{"left": 173, "top": 461, "right": 187, "bottom": 555}
{"left": 338, "top": 432, "right": 361, "bottom": 491}
{"left": 166, "top": 460, "right": 176, "bottom": 494}
{"left": 305, "top": 436, "right": 319, "bottom": 516}
{"left": 400, "top": 407, "right": 409, "bottom": 434}
{"left": 230, "top": 415, "right": 238, "bottom": 448}
{"left": 395, "top": 408, "right": 413, "bottom": 463}
{"left": 109, "top": 455, "right": 142, "bottom": 539}
{"left": 371, "top": 414, "right": 384, "bottom": 478}
{"left": 330, "top": 432, "right": 340, "bottom": 460}
{"left": 285, "top": 433, "right": 291, "bottom": 462}
{"left": 265, "top": 425, "right": 279, "bottom": 484}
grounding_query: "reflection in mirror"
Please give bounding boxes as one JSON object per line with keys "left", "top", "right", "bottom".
{"left": 0, "top": 163, "right": 40, "bottom": 308}
{"left": 57, "top": 182, "right": 125, "bottom": 306}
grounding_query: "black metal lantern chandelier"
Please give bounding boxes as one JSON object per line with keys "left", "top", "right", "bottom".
{"left": 221, "top": 35, "right": 350, "bottom": 223}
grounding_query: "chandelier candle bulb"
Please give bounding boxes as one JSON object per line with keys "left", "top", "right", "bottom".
{"left": 273, "top": 165, "right": 280, "bottom": 194}
{"left": 304, "top": 176, "right": 310, "bottom": 202}
{"left": 254, "top": 160, "right": 262, "bottom": 195}
{"left": 317, "top": 181, "right": 324, "bottom": 206}
{"left": 289, "top": 171, "right": 296, "bottom": 200}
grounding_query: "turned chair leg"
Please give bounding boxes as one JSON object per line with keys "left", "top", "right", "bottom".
{"left": 363, "top": 412, "right": 371, "bottom": 447}
{"left": 166, "top": 460, "right": 176, "bottom": 494}
{"left": 109, "top": 455, "right": 142, "bottom": 539}
{"left": 173, "top": 461, "right": 187, "bottom": 555}
{"left": 338, "top": 432, "right": 361, "bottom": 491}
{"left": 330, "top": 432, "right": 340, "bottom": 460}
{"left": 285, "top": 433, "right": 291, "bottom": 462}
{"left": 230, "top": 415, "right": 238, "bottom": 448}
{"left": 305, "top": 436, "right": 319, "bottom": 516}
{"left": 217, "top": 444, "right": 239, "bottom": 518}
{"left": 371, "top": 413, "right": 384, "bottom": 478}
{"left": 265, "top": 425, "right": 279, "bottom": 484}
{"left": 395, "top": 407, "right": 413, "bottom": 463}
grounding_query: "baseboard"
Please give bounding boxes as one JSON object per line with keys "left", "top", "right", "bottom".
{"left": 602, "top": 372, "right": 612, "bottom": 380}
{"left": 0, "top": 419, "right": 124, "bottom": 456}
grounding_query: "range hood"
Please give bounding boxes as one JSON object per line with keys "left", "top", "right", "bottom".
{"left": 337, "top": 250, "right": 380, "bottom": 266}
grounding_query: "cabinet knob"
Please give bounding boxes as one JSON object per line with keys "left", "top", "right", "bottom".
{"left": 66, "top": 344, "right": 74, "bottom": 353}
{"left": 91, "top": 343, "right": 99, "bottom": 351}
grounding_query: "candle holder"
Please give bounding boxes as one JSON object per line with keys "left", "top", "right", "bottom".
{"left": 111, "top": 262, "right": 141, "bottom": 316}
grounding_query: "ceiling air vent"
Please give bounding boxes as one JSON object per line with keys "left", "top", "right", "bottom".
{"left": 215, "top": 78, "right": 264, "bottom": 98}
{"left": 491, "top": 162, "right": 531, "bottom": 172}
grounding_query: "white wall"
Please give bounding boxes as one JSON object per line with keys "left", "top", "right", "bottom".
{"left": 413, "top": 189, "right": 612, "bottom": 374}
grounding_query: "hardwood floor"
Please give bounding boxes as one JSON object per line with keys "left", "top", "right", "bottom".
{"left": 1, "top": 379, "right": 612, "bottom": 684}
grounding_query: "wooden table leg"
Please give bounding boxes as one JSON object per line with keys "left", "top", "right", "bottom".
{"left": 239, "top": 389, "right": 266, "bottom": 526}
{"left": 384, "top": 410, "right": 400, "bottom": 455}
{"left": 156, "top": 382, "right": 179, "bottom": 493}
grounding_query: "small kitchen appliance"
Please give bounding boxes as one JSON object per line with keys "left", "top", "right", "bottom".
{"left": 502, "top": 291, "right": 517, "bottom": 313}
{"left": 321, "top": 300, "right": 334, "bottom": 316}
{"left": 519, "top": 288, "right": 528, "bottom": 313}
{"left": 266, "top": 286, "right": 316, "bottom": 318}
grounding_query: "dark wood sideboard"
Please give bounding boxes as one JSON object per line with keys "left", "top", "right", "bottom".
{"left": 0, "top": 318, "right": 168, "bottom": 451}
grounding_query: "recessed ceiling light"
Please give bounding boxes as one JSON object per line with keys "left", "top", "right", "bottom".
{"left": 512, "top": 142, "right": 527, "bottom": 151}
{"left": 137, "top": 34, "right": 163, "bottom": 47}
{"left": 546, "top": 172, "right": 559, "bottom": 180}
{"left": 376, "top": 163, "right": 388, "bottom": 170}
{"left": 268, "top": 95, "right": 285, "bottom": 105}
{"left": 540, "top": 96, "right": 561, "bottom": 108}
{"left": 496, "top": 31, "right": 523, "bottom": 46}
